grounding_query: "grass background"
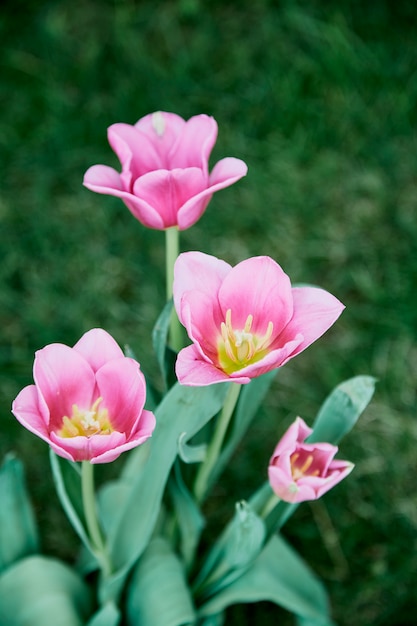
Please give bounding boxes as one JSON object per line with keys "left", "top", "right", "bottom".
{"left": 1, "top": 0, "right": 416, "bottom": 624}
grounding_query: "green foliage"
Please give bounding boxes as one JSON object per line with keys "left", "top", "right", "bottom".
{"left": 0, "top": 555, "right": 91, "bottom": 626}
{"left": 0, "top": 454, "right": 39, "bottom": 573}
{"left": 1, "top": 1, "right": 416, "bottom": 624}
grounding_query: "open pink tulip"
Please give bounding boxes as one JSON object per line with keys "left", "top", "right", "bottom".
{"left": 173, "top": 252, "right": 345, "bottom": 385}
{"left": 268, "top": 417, "right": 353, "bottom": 503}
{"left": 83, "top": 111, "right": 248, "bottom": 230}
{"left": 12, "top": 329, "right": 156, "bottom": 464}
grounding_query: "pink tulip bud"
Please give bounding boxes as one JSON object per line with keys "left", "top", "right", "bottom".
{"left": 173, "top": 252, "right": 345, "bottom": 385}
{"left": 12, "top": 329, "right": 155, "bottom": 464}
{"left": 83, "top": 112, "right": 247, "bottom": 230}
{"left": 268, "top": 417, "right": 353, "bottom": 503}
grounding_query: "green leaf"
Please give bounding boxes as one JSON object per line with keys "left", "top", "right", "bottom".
{"left": 198, "top": 534, "right": 334, "bottom": 625}
{"left": 101, "top": 382, "right": 228, "bottom": 602}
{"left": 49, "top": 450, "right": 92, "bottom": 553}
{"left": 308, "top": 375, "right": 376, "bottom": 445}
{"left": 86, "top": 602, "right": 120, "bottom": 626}
{"left": 0, "top": 555, "right": 91, "bottom": 626}
{"left": 211, "top": 371, "right": 276, "bottom": 488}
{"left": 178, "top": 432, "right": 207, "bottom": 464}
{"left": 169, "top": 461, "right": 205, "bottom": 569}
{"left": 0, "top": 454, "right": 39, "bottom": 573}
{"left": 194, "top": 501, "right": 265, "bottom": 599}
{"left": 127, "top": 537, "right": 196, "bottom": 626}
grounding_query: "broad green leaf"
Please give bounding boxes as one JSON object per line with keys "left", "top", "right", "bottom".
{"left": 308, "top": 376, "right": 376, "bottom": 444}
{"left": 194, "top": 501, "right": 265, "bottom": 599}
{"left": 199, "top": 615, "right": 224, "bottom": 626}
{"left": 86, "top": 602, "right": 120, "bottom": 626}
{"left": 49, "top": 450, "right": 92, "bottom": 552}
{"left": 198, "top": 534, "right": 334, "bottom": 625}
{"left": 101, "top": 382, "right": 228, "bottom": 602}
{"left": 169, "top": 461, "right": 205, "bottom": 569}
{"left": 127, "top": 537, "right": 195, "bottom": 626}
{"left": 211, "top": 371, "right": 276, "bottom": 488}
{"left": 0, "top": 454, "right": 39, "bottom": 572}
{"left": 0, "top": 555, "right": 91, "bottom": 626}
{"left": 178, "top": 432, "right": 207, "bottom": 464}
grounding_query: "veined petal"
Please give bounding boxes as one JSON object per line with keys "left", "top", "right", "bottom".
{"left": 108, "top": 123, "right": 163, "bottom": 183}
{"left": 179, "top": 290, "right": 223, "bottom": 357}
{"left": 50, "top": 431, "right": 127, "bottom": 463}
{"left": 33, "top": 344, "right": 96, "bottom": 432}
{"left": 169, "top": 114, "right": 218, "bottom": 173}
{"left": 12, "top": 385, "right": 50, "bottom": 441}
{"left": 276, "top": 286, "right": 345, "bottom": 362}
{"left": 95, "top": 357, "right": 147, "bottom": 434}
{"left": 83, "top": 165, "right": 124, "bottom": 192}
{"left": 176, "top": 344, "right": 251, "bottom": 386}
{"left": 173, "top": 251, "right": 231, "bottom": 325}
{"left": 176, "top": 158, "right": 248, "bottom": 230}
{"left": 133, "top": 168, "right": 207, "bottom": 229}
{"left": 74, "top": 328, "right": 125, "bottom": 372}
{"left": 218, "top": 256, "right": 293, "bottom": 334}
{"left": 135, "top": 112, "right": 186, "bottom": 159}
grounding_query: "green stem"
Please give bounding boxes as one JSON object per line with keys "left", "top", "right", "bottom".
{"left": 81, "top": 461, "right": 111, "bottom": 577}
{"left": 165, "top": 226, "right": 182, "bottom": 352}
{"left": 260, "top": 490, "right": 281, "bottom": 519}
{"left": 194, "top": 383, "right": 241, "bottom": 503}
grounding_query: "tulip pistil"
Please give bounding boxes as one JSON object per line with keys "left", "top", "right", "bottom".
{"left": 59, "top": 397, "right": 113, "bottom": 438}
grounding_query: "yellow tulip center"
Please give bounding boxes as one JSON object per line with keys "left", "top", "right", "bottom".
{"left": 59, "top": 397, "right": 113, "bottom": 438}
{"left": 290, "top": 452, "right": 320, "bottom": 481}
{"left": 217, "top": 308, "right": 274, "bottom": 374}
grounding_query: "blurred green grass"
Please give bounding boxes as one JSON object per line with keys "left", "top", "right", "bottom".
{"left": 1, "top": 1, "right": 416, "bottom": 624}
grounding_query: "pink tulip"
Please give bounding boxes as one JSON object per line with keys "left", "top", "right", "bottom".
{"left": 12, "top": 329, "right": 156, "bottom": 464}
{"left": 83, "top": 111, "right": 247, "bottom": 230}
{"left": 268, "top": 417, "right": 353, "bottom": 503}
{"left": 173, "top": 252, "right": 345, "bottom": 385}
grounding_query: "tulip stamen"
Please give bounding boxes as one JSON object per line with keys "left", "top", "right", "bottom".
{"left": 59, "top": 397, "right": 113, "bottom": 439}
{"left": 217, "top": 309, "right": 275, "bottom": 373}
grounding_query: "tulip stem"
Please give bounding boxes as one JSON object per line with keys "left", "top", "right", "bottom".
{"left": 165, "top": 226, "right": 182, "bottom": 352}
{"left": 81, "top": 461, "right": 111, "bottom": 577}
{"left": 194, "top": 382, "right": 241, "bottom": 503}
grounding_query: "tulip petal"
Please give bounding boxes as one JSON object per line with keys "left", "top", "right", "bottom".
{"left": 135, "top": 112, "right": 186, "bottom": 159}
{"left": 176, "top": 157, "right": 248, "bottom": 230}
{"left": 33, "top": 344, "right": 96, "bottom": 431}
{"left": 179, "top": 291, "right": 223, "bottom": 359}
{"left": 133, "top": 168, "right": 207, "bottom": 229}
{"left": 169, "top": 114, "right": 217, "bottom": 172}
{"left": 95, "top": 358, "right": 147, "bottom": 434}
{"left": 73, "top": 328, "right": 125, "bottom": 372}
{"left": 83, "top": 164, "right": 124, "bottom": 191}
{"left": 230, "top": 335, "right": 303, "bottom": 380}
{"left": 176, "top": 345, "right": 252, "bottom": 386}
{"left": 276, "top": 287, "right": 345, "bottom": 363}
{"left": 218, "top": 256, "right": 293, "bottom": 334}
{"left": 108, "top": 123, "right": 163, "bottom": 184}
{"left": 12, "top": 385, "right": 50, "bottom": 441}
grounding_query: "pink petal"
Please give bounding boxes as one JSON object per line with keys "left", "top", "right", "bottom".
{"left": 228, "top": 335, "right": 303, "bottom": 381}
{"left": 12, "top": 385, "right": 50, "bottom": 442}
{"left": 271, "top": 417, "right": 312, "bottom": 458}
{"left": 169, "top": 114, "right": 218, "bottom": 172}
{"left": 33, "top": 344, "right": 96, "bottom": 432}
{"left": 95, "top": 357, "right": 147, "bottom": 434}
{"left": 276, "top": 286, "right": 345, "bottom": 363}
{"left": 176, "top": 345, "right": 251, "bottom": 386}
{"left": 50, "top": 431, "right": 127, "bottom": 463}
{"left": 218, "top": 257, "right": 293, "bottom": 334}
{"left": 176, "top": 157, "right": 248, "bottom": 230}
{"left": 73, "top": 328, "right": 125, "bottom": 373}
{"left": 173, "top": 251, "right": 231, "bottom": 323}
{"left": 133, "top": 168, "right": 207, "bottom": 229}
{"left": 83, "top": 165, "right": 124, "bottom": 191}
{"left": 135, "top": 112, "right": 186, "bottom": 159}
{"left": 208, "top": 157, "right": 248, "bottom": 186}
{"left": 179, "top": 290, "right": 224, "bottom": 357}
{"left": 108, "top": 123, "right": 163, "bottom": 184}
